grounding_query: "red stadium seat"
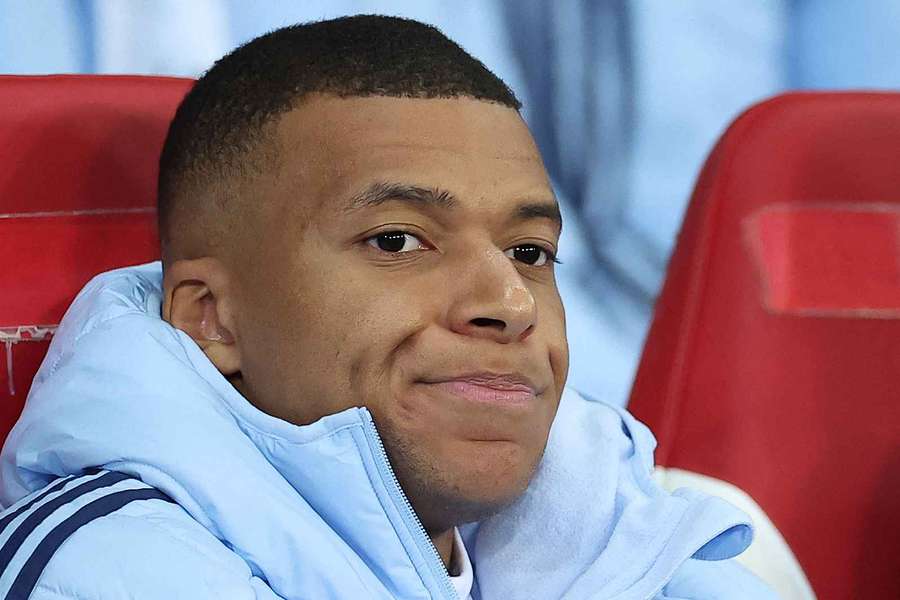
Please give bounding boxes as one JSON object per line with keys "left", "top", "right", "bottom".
{"left": 3, "top": 78, "right": 897, "bottom": 598}
{"left": 629, "top": 93, "right": 900, "bottom": 600}
{"left": 0, "top": 75, "right": 192, "bottom": 443}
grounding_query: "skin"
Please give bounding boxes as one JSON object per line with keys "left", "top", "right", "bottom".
{"left": 163, "top": 94, "right": 569, "bottom": 567}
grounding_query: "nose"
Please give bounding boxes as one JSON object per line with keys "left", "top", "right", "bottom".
{"left": 447, "top": 247, "right": 537, "bottom": 343}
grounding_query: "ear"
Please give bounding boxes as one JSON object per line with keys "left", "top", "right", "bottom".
{"left": 162, "top": 257, "right": 241, "bottom": 376}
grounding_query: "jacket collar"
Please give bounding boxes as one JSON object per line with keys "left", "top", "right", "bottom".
{"left": 1, "top": 263, "right": 753, "bottom": 599}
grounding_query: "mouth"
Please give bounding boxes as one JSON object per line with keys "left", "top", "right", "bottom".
{"left": 417, "top": 373, "right": 539, "bottom": 407}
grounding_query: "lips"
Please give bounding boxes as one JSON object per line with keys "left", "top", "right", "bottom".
{"left": 419, "top": 373, "right": 539, "bottom": 406}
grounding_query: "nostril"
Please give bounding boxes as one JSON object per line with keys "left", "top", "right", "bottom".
{"left": 471, "top": 317, "right": 505, "bottom": 330}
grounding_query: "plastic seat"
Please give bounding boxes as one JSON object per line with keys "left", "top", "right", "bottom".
{"left": 629, "top": 93, "right": 900, "bottom": 600}
{"left": 0, "top": 75, "right": 192, "bottom": 442}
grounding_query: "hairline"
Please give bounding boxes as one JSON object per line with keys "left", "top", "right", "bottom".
{"left": 160, "top": 92, "right": 523, "bottom": 265}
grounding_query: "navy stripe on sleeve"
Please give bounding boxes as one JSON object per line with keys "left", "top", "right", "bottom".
{"left": 5, "top": 487, "right": 173, "bottom": 600}
{"left": 0, "top": 471, "right": 129, "bottom": 573}
{"left": 0, "top": 469, "right": 101, "bottom": 537}
{"left": 0, "top": 478, "right": 74, "bottom": 538}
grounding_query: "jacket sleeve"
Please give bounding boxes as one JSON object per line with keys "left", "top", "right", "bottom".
{"left": 658, "top": 557, "right": 781, "bottom": 599}
{"left": 26, "top": 498, "right": 285, "bottom": 600}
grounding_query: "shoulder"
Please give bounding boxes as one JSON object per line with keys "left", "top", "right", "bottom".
{"left": 555, "top": 387, "right": 659, "bottom": 469}
{"left": 660, "top": 558, "right": 780, "bottom": 599}
{"left": 0, "top": 470, "right": 276, "bottom": 600}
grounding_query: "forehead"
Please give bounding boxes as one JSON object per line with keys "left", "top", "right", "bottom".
{"left": 271, "top": 95, "right": 552, "bottom": 216}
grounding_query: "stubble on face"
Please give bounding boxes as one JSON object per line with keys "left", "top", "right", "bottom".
{"left": 228, "top": 94, "right": 569, "bottom": 531}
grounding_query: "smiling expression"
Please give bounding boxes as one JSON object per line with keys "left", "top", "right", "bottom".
{"left": 226, "top": 94, "right": 569, "bottom": 532}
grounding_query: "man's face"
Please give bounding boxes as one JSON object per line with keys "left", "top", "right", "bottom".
{"left": 230, "top": 95, "right": 568, "bottom": 531}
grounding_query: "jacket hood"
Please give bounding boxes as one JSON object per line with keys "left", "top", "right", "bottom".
{"left": 0, "top": 263, "right": 758, "bottom": 599}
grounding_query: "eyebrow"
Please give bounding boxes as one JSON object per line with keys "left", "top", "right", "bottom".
{"left": 344, "top": 181, "right": 457, "bottom": 212}
{"left": 343, "top": 180, "right": 562, "bottom": 233}
{"left": 514, "top": 201, "right": 563, "bottom": 233}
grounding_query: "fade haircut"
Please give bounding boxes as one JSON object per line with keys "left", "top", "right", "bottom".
{"left": 157, "top": 14, "right": 522, "bottom": 263}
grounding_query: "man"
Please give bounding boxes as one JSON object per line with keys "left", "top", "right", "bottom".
{"left": 0, "top": 15, "right": 775, "bottom": 599}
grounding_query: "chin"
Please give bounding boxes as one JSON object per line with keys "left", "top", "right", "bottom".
{"left": 433, "top": 443, "right": 542, "bottom": 524}
{"left": 380, "top": 419, "right": 546, "bottom": 529}
{"left": 422, "top": 485, "right": 521, "bottom": 530}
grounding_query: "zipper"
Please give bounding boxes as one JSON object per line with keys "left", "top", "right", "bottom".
{"left": 360, "top": 408, "right": 459, "bottom": 600}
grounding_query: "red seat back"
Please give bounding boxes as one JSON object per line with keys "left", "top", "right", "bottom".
{"left": 629, "top": 93, "right": 900, "bottom": 600}
{"left": 0, "top": 75, "right": 193, "bottom": 443}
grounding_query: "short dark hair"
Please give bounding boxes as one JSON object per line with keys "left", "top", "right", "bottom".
{"left": 158, "top": 14, "right": 521, "bottom": 260}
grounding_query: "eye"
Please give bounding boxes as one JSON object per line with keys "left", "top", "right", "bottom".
{"left": 504, "top": 244, "right": 558, "bottom": 267}
{"left": 365, "top": 231, "right": 428, "bottom": 253}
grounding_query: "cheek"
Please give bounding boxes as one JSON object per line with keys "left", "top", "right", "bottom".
{"left": 539, "top": 288, "right": 570, "bottom": 389}
{"left": 235, "top": 267, "right": 375, "bottom": 422}
{"left": 384, "top": 384, "right": 556, "bottom": 465}
{"left": 341, "top": 278, "right": 442, "bottom": 385}
{"left": 308, "top": 283, "right": 437, "bottom": 420}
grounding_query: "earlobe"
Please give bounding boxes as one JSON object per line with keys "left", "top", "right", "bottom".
{"left": 163, "top": 259, "right": 241, "bottom": 376}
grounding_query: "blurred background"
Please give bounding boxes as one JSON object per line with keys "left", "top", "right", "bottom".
{"left": 3, "top": 0, "right": 899, "bottom": 407}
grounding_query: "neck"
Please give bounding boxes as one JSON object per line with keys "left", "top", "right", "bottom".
{"left": 430, "top": 527, "right": 455, "bottom": 570}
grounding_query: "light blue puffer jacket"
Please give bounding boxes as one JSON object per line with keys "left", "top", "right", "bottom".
{"left": 0, "top": 263, "right": 777, "bottom": 599}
